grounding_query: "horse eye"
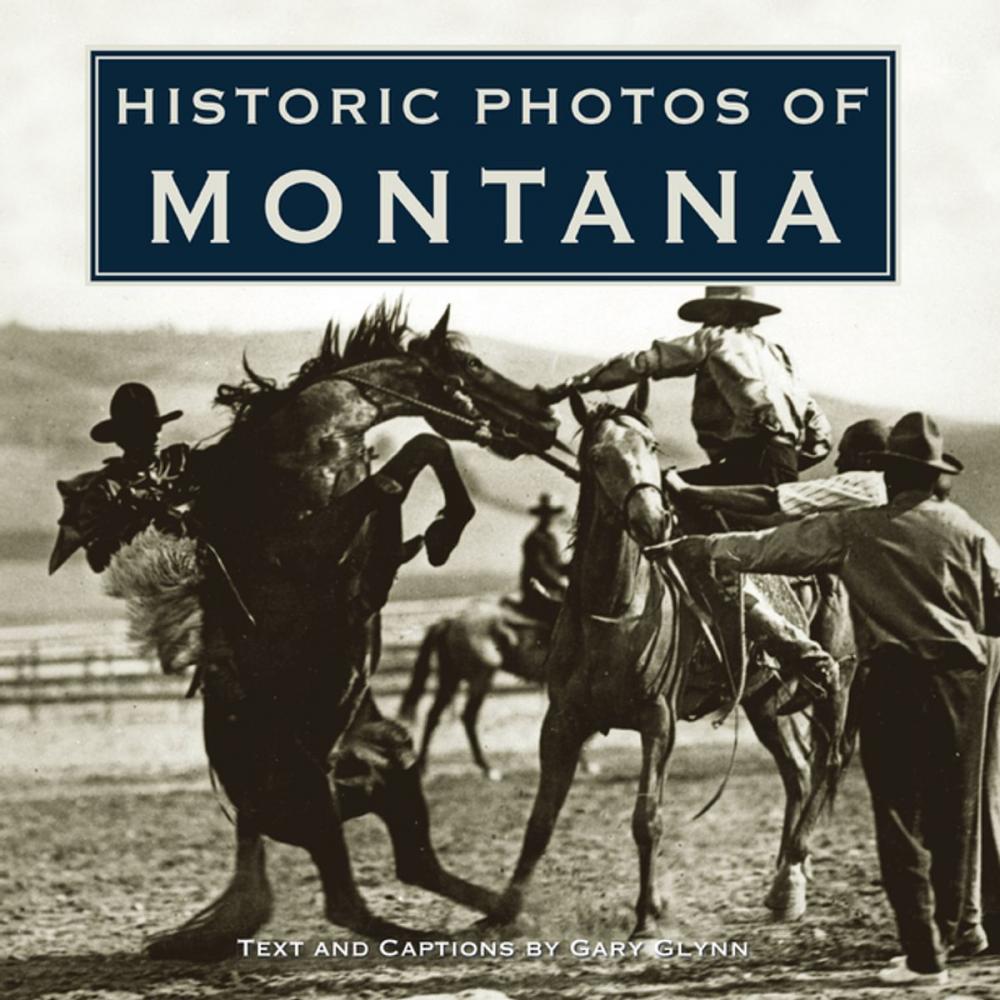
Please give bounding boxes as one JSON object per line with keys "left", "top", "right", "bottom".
{"left": 465, "top": 356, "right": 483, "bottom": 372}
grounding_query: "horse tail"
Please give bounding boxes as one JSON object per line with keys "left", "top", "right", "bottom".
{"left": 398, "top": 620, "right": 447, "bottom": 721}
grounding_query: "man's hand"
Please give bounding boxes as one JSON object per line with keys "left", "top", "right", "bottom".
{"left": 644, "top": 534, "right": 713, "bottom": 569}
{"left": 662, "top": 468, "right": 690, "bottom": 500}
{"left": 535, "top": 380, "right": 574, "bottom": 404}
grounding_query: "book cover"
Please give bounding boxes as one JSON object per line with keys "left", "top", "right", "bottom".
{"left": 2, "top": 3, "right": 997, "bottom": 998}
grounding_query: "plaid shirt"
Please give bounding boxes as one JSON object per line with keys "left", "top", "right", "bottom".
{"left": 776, "top": 471, "right": 886, "bottom": 516}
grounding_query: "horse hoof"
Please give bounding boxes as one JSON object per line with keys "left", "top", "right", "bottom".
{"left": 764, "top": 861, "right": 808, "bottom": 921}
{"left": 424, "top": 517, "right": 463, "bottom": 567}
{"left": 145, "top": 880, "right": 274, "bottom": 960}
{"left": 484, "top": 767, "right": 504, "bottom": 782}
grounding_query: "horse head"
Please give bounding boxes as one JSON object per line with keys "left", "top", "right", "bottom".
{"left": 407, "top": 306, "right": 561, "bottom": 458}
{"left": 213, "top": 301, "right": 562, "bottom": 467}
{"left": 570, "top": 380, "right": 670, "bottom": 550}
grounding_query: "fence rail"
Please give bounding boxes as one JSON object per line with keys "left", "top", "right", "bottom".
{"left": 0, "top": 596, "right": 532, "bottom": 707}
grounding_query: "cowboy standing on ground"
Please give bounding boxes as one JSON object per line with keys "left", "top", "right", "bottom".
{"left": 49, "top": 382, "right": 196, "bottom": 575}
{"left": 663, "top": 412, "right": 1000, "bottom": 987}
{"left": 518, "top": 492, "right": 569, "bottom": 623}
{"left": 541, "top": 285, "right": 832, "bottom": 486}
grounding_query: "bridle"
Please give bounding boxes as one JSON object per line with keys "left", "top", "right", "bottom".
{"left": 621, "top": 481, "right": 675, "bottom": 539}
{"left": 586, "top": 414, "right": 673, "bottom": 540}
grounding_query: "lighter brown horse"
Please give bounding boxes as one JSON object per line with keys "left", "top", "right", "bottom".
{"left": 485, "top": 384, "right": 856, "bottom": 940}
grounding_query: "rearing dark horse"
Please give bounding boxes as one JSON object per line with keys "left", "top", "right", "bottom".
{"left": 145, "top": 302, "right": 560, "bottom": 958}
{"left": 486, "top": 385, "right": 854, "bottom": 940}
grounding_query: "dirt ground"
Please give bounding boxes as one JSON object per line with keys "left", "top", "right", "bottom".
{"left": 1, "top": 695, "right": 998, "bottom": 1000}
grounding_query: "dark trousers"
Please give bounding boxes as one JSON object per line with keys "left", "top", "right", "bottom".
{"left": 860, "top": 651, "right": 987, "bottom": 972}
{"left": 964, "top": 638, "right": 1000, "bottom": 938}
{"left": 682, "top": 436, "right": 799, "bottom": 487}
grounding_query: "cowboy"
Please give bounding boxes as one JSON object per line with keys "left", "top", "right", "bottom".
{"left": 542, "top": 286, "right": 832, "bottom": 486}
{"left": 49, "top": 383, "right": 197, "bottom": 575}
{"left": 518, "top": 493, "right": 570, "bottom": 623}
{"left": 663, "top": 413, "right": 1000, "bottom": 986}
{"left": 663, "top": 418, "right": 890, "bottom": 522}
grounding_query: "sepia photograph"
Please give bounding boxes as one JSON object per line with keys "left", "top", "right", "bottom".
{"left": 1, "top": 3, "right": 999, "bottom": 999}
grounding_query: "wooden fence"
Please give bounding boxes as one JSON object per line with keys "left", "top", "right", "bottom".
{"left": 0, "top": 597, "right": 530, "bottom": 708}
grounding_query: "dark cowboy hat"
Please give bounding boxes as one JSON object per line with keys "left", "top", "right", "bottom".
{"left": 529, "top": 492, "right": 565, "bottom": 516}
{"left": 839, "top": 418, "right": 890, "bottom": 457}
{"left": 90, "top": 383, "right": 183, "bottom": 444}
{"left": 865, "top": 412, "right": 962, "bottom": 475}
{"left": 678, "top": 286, "right": 781, "bottom": 324}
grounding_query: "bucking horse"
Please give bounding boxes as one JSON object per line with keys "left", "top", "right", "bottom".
{"left": 484, "top": 384, "right": 857, "bottom": 940}
{"left": 126, "top": 302, "right": 560, "bottom": 958}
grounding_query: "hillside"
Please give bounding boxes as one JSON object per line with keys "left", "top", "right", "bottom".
{"left": 3, "top": 318, "right": 999, "bottom": 556}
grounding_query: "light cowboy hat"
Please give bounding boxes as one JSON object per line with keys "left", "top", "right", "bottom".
{"left": 90, "top": 382, "right": 183, "bottom": 444}
{"left": 865, "top": 412, "right": 963, "bottom": 475}
{"left": 678, "top": 286, "right": 781, "bottom": 324}
{"left": 529, "top": 493, "right": 565, "bottom": 516}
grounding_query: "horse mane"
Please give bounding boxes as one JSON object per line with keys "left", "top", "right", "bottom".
{"left": 214, "top": 298, "right": 439, "bottom": 427}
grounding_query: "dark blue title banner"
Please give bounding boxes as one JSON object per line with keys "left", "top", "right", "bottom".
{"left": 90, "top": 50, "right": 896, "bottom": 281}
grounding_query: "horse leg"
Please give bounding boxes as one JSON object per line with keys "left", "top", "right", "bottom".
{"left": 283, "top": 434, "right": 473, "bottom": 596}
{"left": 372, "top": 751, "right": 501, "bottom": 915}
{"left": 779, "top": 676, "right": 849, "bottom": 886}
{"left": 146, "top": 812, "right": 272, "bottom": 960}
{"left": 487, "top": 705, "right": 590, "bottom": 926}
{"left": 212, "top": 690, "right": 431, "bottom": 943}
{"left": 579, "top": 736, "right": 602, "bottom": 776}
{"left": 744, "top": 693, "right": 812, "bottom": 920}
{"left": 375, "top": 433, "right": 475, "bottom": 566}
{"left": 398, "top": 621, "right": 445, "bottom": 723}
{"left": 632, "top": 698, "right": 675, "bottom": 940}
{"left": 416, "top": 664, "right": 461, "bottom": 775}
{"left": 462, "top": 671, "right": 501, "bottom": 780}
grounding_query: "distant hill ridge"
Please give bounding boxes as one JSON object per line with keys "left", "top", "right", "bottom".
{"left": 3, "top": 322, "right": 998, "bottom": 549}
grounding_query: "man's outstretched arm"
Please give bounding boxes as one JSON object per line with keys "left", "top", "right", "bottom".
{"left": 663, "top": 469, "right": 778, "bottom": 515}
{"left": 662, "top": 511, "right": 850, "bottom": 578}
{"left": 541, "top": 329, "right": 714, "bottom": 401}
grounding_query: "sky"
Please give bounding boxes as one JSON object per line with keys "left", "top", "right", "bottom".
{"left": 2, "top": 0, "right": 999, "bottom": 419}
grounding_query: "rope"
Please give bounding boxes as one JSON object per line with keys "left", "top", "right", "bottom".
{"left": 336, "top": 372, "right": 486, "bottom": 431}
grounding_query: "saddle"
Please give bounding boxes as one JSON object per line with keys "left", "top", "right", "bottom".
{"left": 500, "top": 579, "right": 563, "bottom": 628}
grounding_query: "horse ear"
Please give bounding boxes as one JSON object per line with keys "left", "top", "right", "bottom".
{"left": 569, "top": 389, "right": 590, "bottom": 426}
{"left": 627, "top": 377, "right": 650, "bottom": 415}
{"left": 428, "top": 305, "right": 451, "bottom": 350}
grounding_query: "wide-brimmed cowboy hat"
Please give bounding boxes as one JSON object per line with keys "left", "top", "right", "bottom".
{"left": 529, "top": 492, "right": 565, "bottom": 516}
{"left": 865, "top": 412, "right": 962, "bottom": 475}
{"left": 90, "top": 382, "right": 183, "bottom": 443}
{"left": 678, "top": 286, "right": 781, "bottom": 324}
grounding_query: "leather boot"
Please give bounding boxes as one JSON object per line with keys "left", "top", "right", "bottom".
{"left": 745, "top": 594, "right": 840, "bottom": 714}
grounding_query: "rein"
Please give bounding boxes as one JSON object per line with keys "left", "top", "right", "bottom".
{"left": 333, "top": 372, "right": 581, "bottom": 482}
